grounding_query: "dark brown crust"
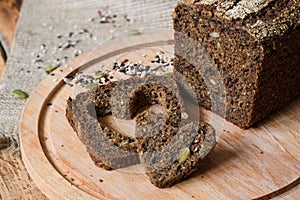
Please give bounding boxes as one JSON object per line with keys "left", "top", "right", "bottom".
{"left": 173, "top": 0, "right": 300, "bottom": 128}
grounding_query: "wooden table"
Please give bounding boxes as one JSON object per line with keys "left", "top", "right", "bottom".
{"left": 0, "top": 0, "right": 299, "bottom": 199}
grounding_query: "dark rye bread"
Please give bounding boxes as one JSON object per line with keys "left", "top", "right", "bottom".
{"left": 136, "top": 109, "right": 216, "bottom": 188}
{"left": 111, "top": 76, "right": 216, "bottom": 187}
{"left": 66, "top": 77, "right": 216, "bottom": 187}
{"left": 110, "top": 76, "right": 194, "bottom": 152}
{"left": 110, "top": 75, "right": 192, "bottom": 128}
{"left": 173, "top": 0, "right": 300, "bottom": 128}
{"left": 66, "top": 82, "right": 140, "bottom": 170}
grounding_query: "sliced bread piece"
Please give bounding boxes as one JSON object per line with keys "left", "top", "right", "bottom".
{"left": 136, "top": 108, "right": 216, "bottom": 188}
{"left": 66, "top": 82, "right": 139, "bottom": 170}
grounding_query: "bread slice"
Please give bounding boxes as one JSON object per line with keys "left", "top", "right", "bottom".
{"left": 136, "top": 107, "right": 216, "bottom": 188}
{"left": 66, "top": 82, "right": 140, "bottom": 170}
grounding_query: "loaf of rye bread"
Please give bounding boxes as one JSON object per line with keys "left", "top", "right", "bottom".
{"left": 173, "top": 0, "right": 300, "bottom": 128}
{"left": 66, "top": 82, "right": 140, "bottom": 170}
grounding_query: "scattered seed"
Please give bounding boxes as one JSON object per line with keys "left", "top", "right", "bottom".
{"left": 128, "top": 29, "right": 142, "bottom": 35}
{"left": 177, "top": 147, "right": 190, "bottom": 164}
{"left": 162, "top": 72, "right": 173, "bottom": 77}
{"left": 44, "top": 65, "right": 57, "bottom": 74}
{"left": 35, "top": 59, "right": 44, "bottom": 63}
{"left": 84, "top": 83, "right": 98, "bottom": 90}
{"left": 63, "top": 77, "right": 72, "bottom": 84}
{"left": 93, "top": 72, "right": 106, "bottom": 79}
{"left": 40, "top": 44, "right": 46, "bottom": 50}
{"left": 100, "top": 77, "right": 106, "bottom": 83}
{"left": 12, "top": 89, "right": 28, "bottom": 99}
{"left": 140, "top": 71, "right": 147, "bottom": 78}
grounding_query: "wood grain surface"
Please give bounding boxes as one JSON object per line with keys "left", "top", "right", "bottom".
{"left": 20, "top": 33, "right": 300, "bottom": 200}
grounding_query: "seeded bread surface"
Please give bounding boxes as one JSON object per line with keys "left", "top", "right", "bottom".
{"left": 173, "top": 0, "right": 300, "bottom": 128}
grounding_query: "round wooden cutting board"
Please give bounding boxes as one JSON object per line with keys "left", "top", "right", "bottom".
{"left": 20, "top": 32, "right": 300, "bottom": 200}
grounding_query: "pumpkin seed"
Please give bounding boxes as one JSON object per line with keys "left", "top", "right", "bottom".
{"left": 12, "top": 89, "right": 28, "bottom": 99}
{"left": 128, "top": 29, "right": 142, "bottom": 35}
{"left": 93, "top": 72, "right": 106, "bottom": 79}
{"left": 44, "top": 65, "right": 57, "bottom": 73}
{"left": 84, "top": 83, "right": 98, "bottom": 90}
{"left": 162, "top": 72, "right": 173, "bottom": 77}
{"left": 177, "top": 147, "right": 190, "bottom": 163}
